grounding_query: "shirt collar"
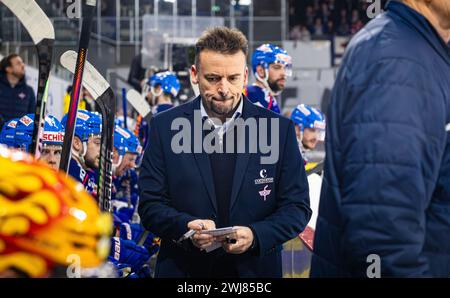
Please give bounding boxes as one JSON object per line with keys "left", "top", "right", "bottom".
{"left": 200, "top": 96, "right": 243, "bottom": 130}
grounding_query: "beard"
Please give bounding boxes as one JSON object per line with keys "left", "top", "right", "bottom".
{"left": 204, "top": 94, "right": 239, "bottom": 119}
{"left": 13, "top": 71, "right": 25, "bottom": 80}
{"left": 268, "top": 78, "right": 284, "bottom": 94}
{"left": 85, "top": 154, "right": 99, "bottom": 170}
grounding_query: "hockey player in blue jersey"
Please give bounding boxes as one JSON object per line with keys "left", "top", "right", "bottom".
{"left": 108, "top": 124, "right": 159, "bottom": 278}
{"left": 13, "top": 113, "right": 65, "bottom": 170}
{"left": 112, "top": 124, "right": 142, "bottom": 223}
{"left": 136, "top": 71, "right": 180, "bottom": 155}
{"left": 61, "top": 110, "right": 102, "bottom": 197}
{"left": 290, "top": 104, "right": 326, "bottom": 162}
{"left": 244, "top": 43, "right": 292, "bottom": 114}
{"left": 144, "top": 71, "right": 180, "bottom": 115}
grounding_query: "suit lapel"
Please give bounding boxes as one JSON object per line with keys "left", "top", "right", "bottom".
{"left": 188, "top": 96, "right": 218, "bottom": 212}
{"left": 229, "top": 97, "right": 258, "bottom": 212}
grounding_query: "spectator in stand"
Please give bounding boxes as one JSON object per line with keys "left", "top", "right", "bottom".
{"left": 351, "top": 9, "right": 360, "bottom": 24}
{"left": 328, "top": 0, "right": 336, "bottom": 12}
{"left": 312, "top": 17, "right": 325, "bottom": 36}
{"left": 0, "top": 54, "right": 36, "bottom": 130}
{"left": 351, "top": 19, "right": 364, "bottom": 35}
{"left": 290, "top": 25, "right": 302, "bottom": 40}
{"left": 325, "top": 20, "right": 335, "bottom": 36}
{"left": 305, "top": 5, "right": 315, "bottom": 31}
{"left": 289, "top": 0, "right": 382, "bottom": 40}
{"left": 319, "top": 2, "right": 330, "bottom": 24}
{"left": 337, "top": 8, "right": 350, "bottom": 35}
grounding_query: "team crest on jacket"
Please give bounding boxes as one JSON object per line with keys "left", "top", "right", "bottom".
{"left": 18, "top": 92, "right": 26, "bottom": 99}
{"left": 259, "top": 185, "right": 271, "bottom": 201}
{"left": 254, "top": 169, "right": 274, "bottom": 185}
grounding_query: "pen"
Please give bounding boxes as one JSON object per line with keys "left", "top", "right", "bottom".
{"left": 177, "top": 229, "right": 197, "bottom": 243}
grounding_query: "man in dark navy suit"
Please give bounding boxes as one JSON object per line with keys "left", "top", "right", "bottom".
{"left": 138, "top": 27, "right": 311, "bottom": 278}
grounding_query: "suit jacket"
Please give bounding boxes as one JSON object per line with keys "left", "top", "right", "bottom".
{"left": 138, "top": 96, "right": 311, "bottom": 277}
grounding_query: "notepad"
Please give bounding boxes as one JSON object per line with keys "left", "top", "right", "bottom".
{"left": 197, "top": 226, "right": 238, "bottom": 237}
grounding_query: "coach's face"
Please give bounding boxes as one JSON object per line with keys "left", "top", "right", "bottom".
{"left": 191, "top": 50, "right": 248, "bottom": 120}
{"left": 433, "top": 0, "right": 450, "bottom": 30}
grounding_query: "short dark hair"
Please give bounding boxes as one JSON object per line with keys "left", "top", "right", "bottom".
{"left": 195, "top": 27, "right": 248, "bottom": 68}
{"left": 0, "top": 54, "right": 21, "bottom": 74}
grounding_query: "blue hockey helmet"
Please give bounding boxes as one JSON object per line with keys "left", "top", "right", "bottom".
{"left": 0, "top": 118, "right": 19, "bottom": 147}
{"left": 147, "top": 71, "right": 181, "bottom": 98}
{"left": 251, "top": 44, "right": 292, "bottom": 76}
{"left": 42, "top": 115, "right": 65, "bottom": 146}
{"left": 14, "top": 114, "right": 65, "bottom": 152}
{"left": 291, "top": 104, "right": 326, "bottom": 140}
{"left": 114, "top": 125, "right": 142, "bottom": 156}
{"left": 61, "top": 110, "right": 102, "bottom": 142}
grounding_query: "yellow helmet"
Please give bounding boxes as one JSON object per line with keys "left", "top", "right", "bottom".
{"left": 0, "top": 146, "right": 112, "bottom": 277}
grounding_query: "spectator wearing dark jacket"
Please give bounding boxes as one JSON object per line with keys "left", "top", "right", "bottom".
{"left": 0, "top": 54, "right": 36, "bottom": 129}
{"left": 311, "top": 0, "right": 450, "bottom": 277}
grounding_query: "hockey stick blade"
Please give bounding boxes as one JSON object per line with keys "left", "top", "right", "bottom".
{"left": 126, "top": 89, "right": 152, "bottom": 119}
{"left": 60, "top": 50, "right": 110, "bottom": 98}
{"left": 0, "top": 0, "right": 55, "bottom": 44}
{"left": 1, "top": 0, "right": 55, "bottom": 157}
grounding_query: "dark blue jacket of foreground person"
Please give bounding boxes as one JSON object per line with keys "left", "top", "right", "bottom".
{"left": 311, "top": 0, "right": 450, "bottom": 277}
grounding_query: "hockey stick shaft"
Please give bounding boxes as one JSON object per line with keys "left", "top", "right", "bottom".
{"left": 122, "top": 88, "right": 128, "bottom": 129}
{"left": 96, "top": 90, "right": 115, "bottom": 212}
{"left": 60, "top": 0, "right": 97, "bottom": 173}
{"left": 31, "top": 40, "right": 54, "bottom": 157}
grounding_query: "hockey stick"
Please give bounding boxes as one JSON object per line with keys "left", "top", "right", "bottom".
{"left": 126, "top": 89, "right": 152, "bottom": 123}
{"left": 122, "top": 88, "right": 128, "bottom": 129}
{"left": 0, "top": 0, "right": 55, "bottom": 158}
{"left": 126, "top": 89, "right": 153, "bottom": 151}
{"left": 60, "top": 50, "right": 115, "bottom": 213}
{"left": 60, "top": 0, "right": 97, "bottom": 173}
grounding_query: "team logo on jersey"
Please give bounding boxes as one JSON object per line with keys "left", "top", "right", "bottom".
{"left": 18, "top": 92, "right": 26, "bottom": 100}
{"left": 259, "top": 185, "right": 271, "bottom": 201}
{"left": 255, "top": 169, "right": 274, "bottom": 185}
{"left": 19, "top": 115, "right": 33, "bottom": 126}
{"left": 7, "top": 120, "right": 17, "bottom": 128}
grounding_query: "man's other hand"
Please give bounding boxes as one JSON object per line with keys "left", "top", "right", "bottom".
{"left": 218, "top": 226, "right": 254, "bottom": 254}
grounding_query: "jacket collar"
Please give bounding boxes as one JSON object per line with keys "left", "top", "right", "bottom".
{"left": 0, "top": 72, "right": 27, "bottom": 88}
{"left": 184, "top": 94, "right": 260, "bottom": 119}
{"left": 387, "top": 0, "right": 450, "bottom": 66}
